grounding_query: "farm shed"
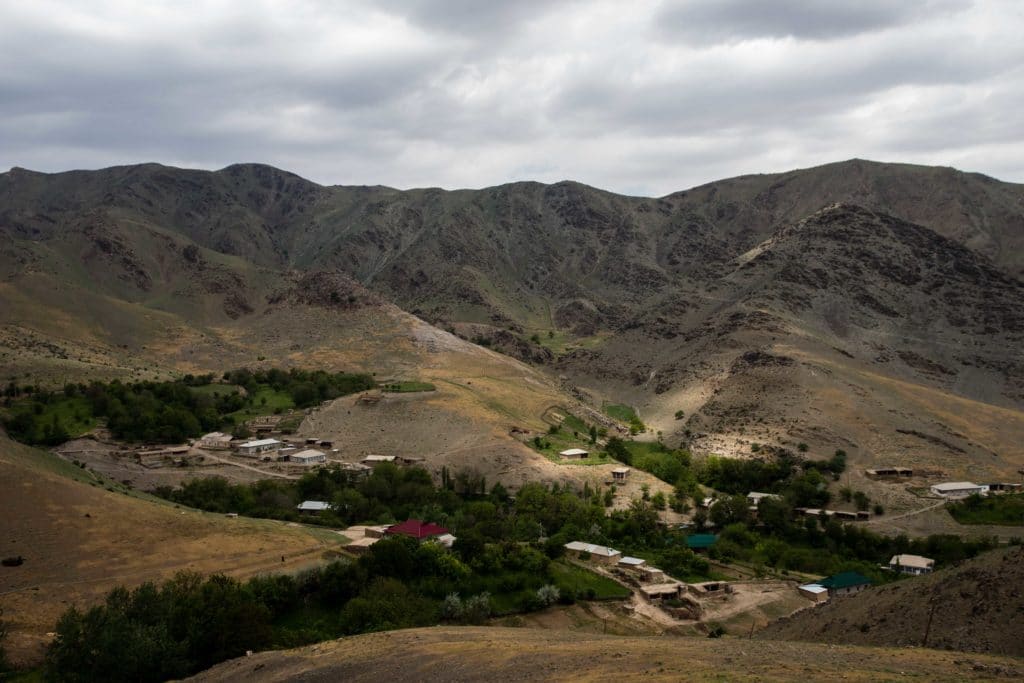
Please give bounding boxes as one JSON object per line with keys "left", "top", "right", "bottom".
{"left": 559, "top": 448, "right": 589, "bottom": 459}
{"left": 798, "top": 583, "right": 830, "bottom": 603}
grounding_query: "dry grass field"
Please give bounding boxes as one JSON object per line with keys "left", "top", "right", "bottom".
{"left": 0, "top": 434, "right": 346, "bottom": 667}
{"left": 187, "top": 625, "right": 1024, "bottom": 682}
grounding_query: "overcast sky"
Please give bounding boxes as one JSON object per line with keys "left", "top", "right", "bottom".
{"left": 1, "top": 0, "right": 1022, "bottom": 196}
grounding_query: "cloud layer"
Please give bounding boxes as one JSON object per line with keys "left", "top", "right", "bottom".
{"left": 1, "top": 0, "right": 1022, "bottom": 195}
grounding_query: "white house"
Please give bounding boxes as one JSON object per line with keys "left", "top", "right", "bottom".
{"left": 889, "top": 554, "right": 935, "bottom": 575}
{"left": 297, "top": 500, "right": 332, "bottom": 513}
{"left": 747, "top": 491, "right": 782, "bottom": 507}
{"left": 361, "top": 454, "right": 397, "bottom": 465}
{"left": 290, "top": 449, "right": 326, "bottom": 466}
{"left": 564, "top": 541, "right": 621, "bottom": 564}
{"left": 930, "top": 482, "right": 989, "bottom": 498}
{"left": 197, "top": 432, "right": 233, "bottom": 450}
{"left": 559, "top": 448, "right": 589, "bottom": 459}
{"left": 236, "top": 438, "right": 283, "bottom": 457}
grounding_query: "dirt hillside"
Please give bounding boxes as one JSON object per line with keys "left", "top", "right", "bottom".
{"left": 758, "top": 546, "right": 1024, "bottom": 656}
{"left": 186, "top": 625, "right": 1023, "bottom": 682}
{"left": 0, "top": 434, "right": 343, "bottom": 667}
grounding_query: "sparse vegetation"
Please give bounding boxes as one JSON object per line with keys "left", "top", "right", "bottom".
{"left": 948, "top": 493, "right": 1024, "bottom": 525}
{"left": 604, "top": 404, "right": 645, "bottom": 434}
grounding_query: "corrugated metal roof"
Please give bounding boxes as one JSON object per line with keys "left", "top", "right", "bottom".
{"left": 565, "top": 541, "right": 621, "bottom": 557}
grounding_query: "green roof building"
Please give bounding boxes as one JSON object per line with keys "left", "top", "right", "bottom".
{"left": 686, "top": 534, "right": 718, "bottom": 551}
{"left": 818, "top": 571, "right": 871, "bottom": 597}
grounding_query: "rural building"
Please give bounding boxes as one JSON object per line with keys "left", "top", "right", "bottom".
{"left": 865, "top": 467, "right": 913, "bottom": 478}
{"left": 986, "top": 482, "right": 1023, "bottom": 493}
{"left": 930, "top": 482, "right": 989, "bottom": 498}
{"left": 345, "top": 536, "right": 380, "bottom": 554}
{"left": 611, "top": 467, "right": 631, "bottom": 481}
{"left": 399, "top": 455, "right": 426, "bottom": 466}
{"left": 197, "top": 432, "right": 233, "bottom": 450}
{"left": 386, "top": 519, "right": 450, "bottom": 542}
{"left": 362, "top": 454, "right": 397, "bottom": 465}
{"left": 641, "top": 566, "right": 667, "bottom": 583}
{"left": 338, "top": 462, "right": 373, "bottom": 478}
{"left": 889, "top": 554, "right": 935, "bottom": 575}
{"left": 747, "top": 491, "right": 781, "bottom": 507}
{"left": 290, "top": 449, "right": 326, "bottom": 466}
{"left": 344, "top": 524, "right": 391, "bottom": 539}
{"left": 236, "top": 438, "right": 283, "bottom": 457}
{"left": 640, "top": 583, "right": 683, "bottom": 601}
{"left": 686, "top": 534, "right": 718, "bottom": 552}
{"left": 559, "top": 448, "right": 589, "bottom": 459}
{"left": 250, "top": 415, "right": 283, "bottom": 433}
{"left": 564, "top": 541, "right": 622, "bottom": 565}
{"left": 818, "top": 571, "right": 871, "bottom": 597}
{"left": 618, "top": 556, "right": 646, "bottom": 570}
{"left": 297, "top": 501, "right": 332, "bottom": 514}
{"left": 798, "top": 583, "right": 830, "bottom": 603}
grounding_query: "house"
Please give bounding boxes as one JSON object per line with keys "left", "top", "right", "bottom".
{"left": 564, "top": 541, "right": 621, "bottom": 565}
{"left": 618, "top": 556, "right": 647, "bottom": 570}
{"left": 747, "top": 491, "right": 781, "bottom": 507}
{"left": 361, "top": 454, "right": 397, "bottom": 465}
{"left": 889, "top": 554, "right": 935, "bottom": 575}
{"left": 296, "top": 500, "right": 332, "bottom": 514}
{"left": 818, "top": 571, "right": 871, "bottom": 597}
{"left": 386, "top": 519, "right": 450, "bottom": 542}
{"left": 798, "top": 583, "right": 830, "bottom": 603}
{"left": 865, "top": 467, "right": 913, "bottom": 478}
{"left": 236, "top": 438, "right": 283, "bottom": 457}
{"left": 640, "top": 583, "right": 683, "bottom": 601}
{"left": 290, "top": 449, "right": 326, "bottom": 466}
{"left": 930, "top": 482, "right": 989, "bottom": 499}
{"left": 611, "top": 467, "right": 631, "bottom": 481}
{"left": 338, "top": 462, "right": 373, "bottom": 478}
{"left": 685, "top": 534, "right": 718, "bottom": 552}
{"left": 986, "top": 482, "right": 1023, "bottom": 494}
{"left": 559, "top": 448, "right": 589, "bottom": 459}
{"left": 197, "top": 432, "right": 233, "bottom": 450}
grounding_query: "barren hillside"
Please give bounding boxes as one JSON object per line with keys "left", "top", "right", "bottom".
{"left": 186, "top": 625, "right": 1023, "bottom": 682}
{"left": 758, "top": 546, "right": 1024, "bottom": 656}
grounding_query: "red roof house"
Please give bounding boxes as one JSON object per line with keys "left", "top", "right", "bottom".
{"left": 386, "top": 519, "right": 450, "bottom": 540}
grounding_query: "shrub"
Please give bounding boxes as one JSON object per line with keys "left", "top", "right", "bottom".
{"left": 536, "top": 584, "right": 560, "bottom": 607}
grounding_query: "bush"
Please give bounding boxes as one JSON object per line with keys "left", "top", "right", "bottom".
{"left": 536, "top": 584, "right": 560, "bottom": 607}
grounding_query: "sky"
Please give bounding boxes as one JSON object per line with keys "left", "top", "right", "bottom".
{"left": 1, "top": 0, "right": 1022, "bottom": 196}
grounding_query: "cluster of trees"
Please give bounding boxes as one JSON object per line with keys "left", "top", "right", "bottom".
{"left": 2, "top": 368, "right": 375, "bottom": 446}
{"left": 221, "top": 368, "right": 374, "bottom": 409}
{"left": 948, "top": 492, "right": 1024, "bottom": 525}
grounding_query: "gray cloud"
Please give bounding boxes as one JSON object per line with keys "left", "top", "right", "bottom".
{"left": 654, "top": 0, "right": 970, "bottom": 43}
{"left": 0, "top": 0, "right": 1021, "bottom": 196}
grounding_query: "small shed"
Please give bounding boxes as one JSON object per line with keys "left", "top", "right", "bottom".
{"left": 559, "top": 448, "right": 589, "bottom": 459}
{"left": 798, "top": 583, "right": 830, "bottom": 603}
{"left": 618, "top": 556, "right": 647, "bottom": 570}
{"left": 611, "top": 467, "right": 631, "bottom": 481}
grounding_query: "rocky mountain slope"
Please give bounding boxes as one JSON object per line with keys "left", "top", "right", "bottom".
{"left": 759, "top": 546, "right": 1024, "bottom": 657}
{"left": 1, "top": 159, "right": 1022, "bottom": 485}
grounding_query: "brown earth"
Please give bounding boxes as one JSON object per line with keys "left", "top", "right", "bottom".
{"left": 758, "top": 546, "right": 1024, "bottom": 657}
{"left": 185, "top": 625, "right": 1024, "bottom": 682}
{"left": 0, "top": 434, "right": 346, "bottom": 668}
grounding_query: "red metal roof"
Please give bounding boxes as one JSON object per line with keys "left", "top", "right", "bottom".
{"left": 386, "top": 518, "right": 449, "bottom": 539}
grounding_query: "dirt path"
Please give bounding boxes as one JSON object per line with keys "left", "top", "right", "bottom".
{"left": 866, "top": 499, "right": 945, "bottom": 524}
{"left": 200, "top": 452, "right": 298, "bottom": 479}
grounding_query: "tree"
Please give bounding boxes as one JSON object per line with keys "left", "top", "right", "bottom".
{"left": 710, "top": 494, "right": 750, "bottom": 527}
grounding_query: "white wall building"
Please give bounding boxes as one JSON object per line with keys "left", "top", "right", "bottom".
{"left": 236, "top": 438, "right": 283, "bottom": 457}
{"left": 290, "top": 449, "right": 326, "bottom": 466}
{"left": 889, "top": 554, "right": 935, "bottom": 575}
{"left": 930, "top": 482, "right": 989, "bottom": 498}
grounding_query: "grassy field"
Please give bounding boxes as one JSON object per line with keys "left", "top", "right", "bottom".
{"left": 948, "top": 493, "right": 1024, "bottom": 525}
{"left": 549, "top": 561, "right": 631, "bottom": 600}
{"left": 226, "top": 386, "right": 296, "bottom": 422}
{"left": 604, "top": 403, "right": 645, "bottom": 433}
{"left": 527, "top": 428, "right": 614, "bottom": 466}
{"left": 381, "top": 381, "right": 436, "bottom": 393}
{"left": 1, "top": 395, "right": 97, "bottom": 440}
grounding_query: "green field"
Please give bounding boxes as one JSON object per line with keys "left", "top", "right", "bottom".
{"left": 549, "top": 561, "right": 631, "bottom": 599}
{"left": 604, "top": 404, "right": 645, "bottom": 433}
{"left": 381, "top": 381, "right": 437, "bottom": 393}
{"left": 948, "top": 493, "right": 1024, "bottom": 525}
{"left": 526, "top": 426, "right": 611, "bottom": 466}
{"left": 1, "top": 395, "right": 96, "bottom": 443}
{"left": 227, "top": 387, "right": 296, "bottom": 422}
